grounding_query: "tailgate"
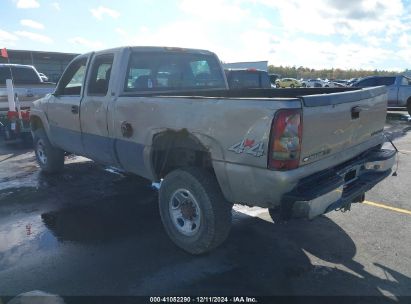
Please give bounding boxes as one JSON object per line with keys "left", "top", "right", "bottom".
{"left": 300, "top": 86, "right": 387, "bottom": 166}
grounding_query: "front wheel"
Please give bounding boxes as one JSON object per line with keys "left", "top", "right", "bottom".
{"left": 290, "top": 84, "right": 295, "bottom": 88}
{"left": 159, "top": 167, "right": 232, "bottom": 254}
{"left": 33, "top": 128, "right": 65, "bottom": 173}
{"left": 407, "top": 100, "right": 411, "bottom": 116}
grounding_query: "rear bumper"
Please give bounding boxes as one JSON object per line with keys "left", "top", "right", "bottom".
{"left": 285, "top": 149, "right": 396, "bottom": 219}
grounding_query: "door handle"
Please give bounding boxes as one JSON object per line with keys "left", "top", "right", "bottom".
{"left": 71, "top": 105, "right": 79, "bottom": 114}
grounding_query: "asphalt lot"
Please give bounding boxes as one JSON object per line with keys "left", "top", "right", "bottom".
{"left": 0, "top": 112, "right": 410, "bottom": 301}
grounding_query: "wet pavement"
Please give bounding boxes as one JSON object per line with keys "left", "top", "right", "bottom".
{"left": 0, "top": 112, "right": 410, "bottom": 300}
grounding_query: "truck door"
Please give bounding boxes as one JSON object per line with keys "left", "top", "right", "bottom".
{"left": 80, "top": 52, "right": 115, "bottom": 164}
{"left": 47, "top": 55, "right": 91, "bottom": 155}
{"left": 380, "top": 76, "right": 398, "bottom": 107}
{"left": 397, "top": 76, "right": 411, "bottom": 108}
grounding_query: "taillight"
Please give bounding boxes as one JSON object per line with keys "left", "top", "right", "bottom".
{"left": 268, "top": 109, "right": 302, "bottom": 170}
{"left": 21, "top": 110, "right": 30, "bottom": 121}
{"left": 7, "top": 111, "right": 18, "bottom": 120}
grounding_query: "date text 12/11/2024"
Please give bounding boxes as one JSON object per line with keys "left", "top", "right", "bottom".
{"left": 149, "top": 296, "right": 258, "bottom": 303}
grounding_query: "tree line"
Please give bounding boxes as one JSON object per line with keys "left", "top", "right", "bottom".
{"left": 268, "top": 65, "right": 405, "bottom": 80}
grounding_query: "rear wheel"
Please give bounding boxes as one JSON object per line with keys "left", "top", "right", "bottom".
{"left": 407, "top": 99, "right": 411, "bottom": 116}
{"left": 159, "top": 167, "right": 232, "bottom": 254}
{"left": 33, "top": 128, "right": 65, "bottom": 173}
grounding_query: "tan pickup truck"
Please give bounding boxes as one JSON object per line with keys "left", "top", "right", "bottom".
{"left": 30, "top": 46, "right": 396, "bottom": 254}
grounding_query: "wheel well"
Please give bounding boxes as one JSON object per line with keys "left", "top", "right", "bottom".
{"left": 30, "top": 116, "right": 44, "bottom": 131}
{"left": 151, "top": 129, "right": 213, "bottom": 180}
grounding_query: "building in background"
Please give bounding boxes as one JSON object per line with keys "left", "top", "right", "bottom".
{"left": 0, "top": 49, "right": 79, "bottom": 83}
{"left": 223, "top": 61, "right": 268, "bottom": 72}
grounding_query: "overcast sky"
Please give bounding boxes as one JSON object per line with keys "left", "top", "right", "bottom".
{"left": 1, "top": 0, "right": 411, "bottom": 71}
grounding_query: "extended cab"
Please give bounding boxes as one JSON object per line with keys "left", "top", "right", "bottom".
{"left": 352, "top": 75, "right": 411, "bottom": 115}
{"left": 30, "top": 47, "right": 396, "bottom": 254}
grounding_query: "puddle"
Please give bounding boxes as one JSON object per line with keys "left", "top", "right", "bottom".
{"left": 0, "top": 213, "right": 58, "bottom": 271}
{"left": 0, "top": 179, "right": 159, "bottom": 271}
{"left": 40, "top": 189, "right": 159, "bottom": 243}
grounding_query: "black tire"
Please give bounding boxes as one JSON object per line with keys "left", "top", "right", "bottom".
{"left": 33, "top": 128, "right": 65, "bottom": 173}
{"left": 290, "top": 84, "right": 295, "bottom": 88}
{"left": 159, "top": 167, "right": 232, "bottom": 254}
{"left": 407, "top": 99, "right": 411, "bottom": 116}
{"left": 275, "top": 83, "right": 280, "bottom": 88}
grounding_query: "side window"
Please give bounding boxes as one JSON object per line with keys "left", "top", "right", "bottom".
{"left": 88, "top": 54, "right": 114, "bottom": 96}
{"left": 12, "top": 67, "right": 41, "bottom": 84}
{"left": 58, "top": 57, "right": 87, "bottom": 96}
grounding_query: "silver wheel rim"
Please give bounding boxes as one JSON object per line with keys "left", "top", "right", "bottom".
{"left": 169, "top": 189, "right": 201, "bottom": 236}
{"left": 36, "top": 140, "right": 47, "bottom": 165}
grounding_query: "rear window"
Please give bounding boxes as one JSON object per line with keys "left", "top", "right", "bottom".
{"left": 124, "top": 51, "right": 225, "bottom": 92}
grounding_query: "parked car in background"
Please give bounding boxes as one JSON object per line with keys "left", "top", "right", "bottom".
{"left": 269, "top": 73, "right": 280, "bottom": 85}
{"left": 38, "top": 72, "right": 49, "bottom": 82}
{"left": 0, "top": 64, "right": 55, "bottom": 141}
{"left": 351, "top": 75, "right": 411, "bottom": 115}
{"left": 225, "top": 69, "right": 271, "bottom": 89}
{"left": 301, "top": 79, "right": 323, "bottom": 88}
{"left": 0, "top": 64, "right": 55, "bottom": 114}
{"left": 347, "top": 78, "right": 359, "bottom": 86}
{"left": 332, "top": 80, "right": 349, "bottom": 87}
{"left": 275, "top": 77, "right": 301, "bottom": 88}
